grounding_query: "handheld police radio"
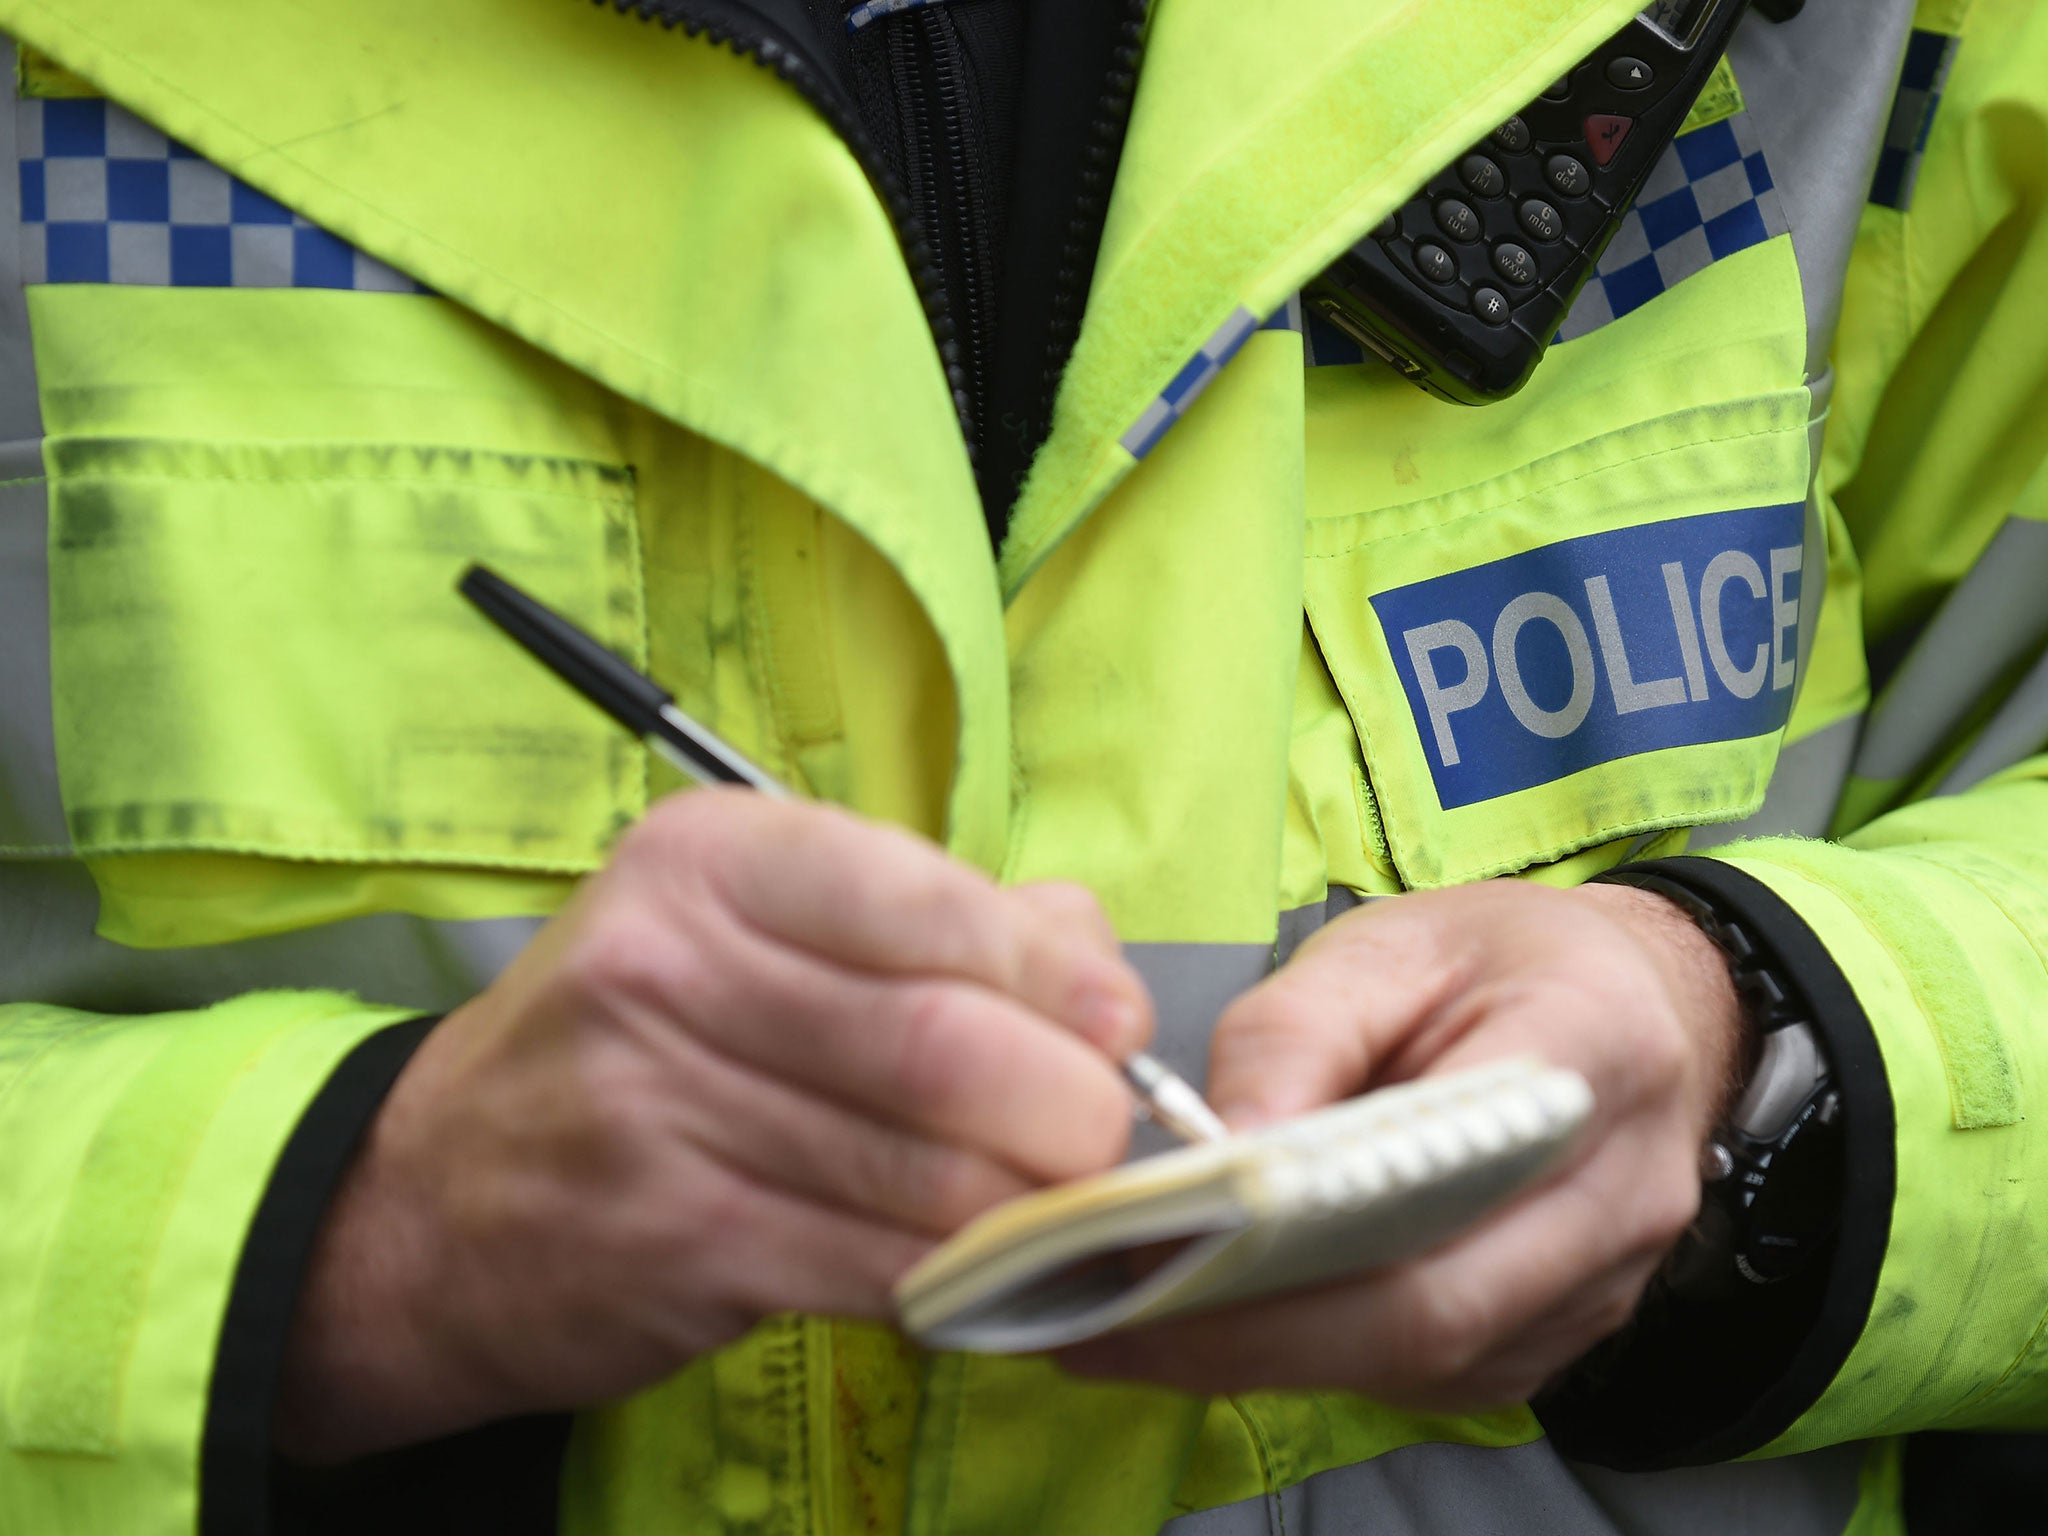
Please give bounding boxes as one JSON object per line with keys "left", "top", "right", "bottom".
{"left": 1306, "top": 0, "right": 1760, "bottom": 405}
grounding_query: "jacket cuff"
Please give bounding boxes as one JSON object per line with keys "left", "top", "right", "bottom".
{"left": 201, "top": 1015, "right": 437, "bottom": 1536}
{"left": 1539, "top": 855, "right": 1894, "bottom": 1469}
{"left": 202, "top": 1016, "right": 576, "bottom": 1536}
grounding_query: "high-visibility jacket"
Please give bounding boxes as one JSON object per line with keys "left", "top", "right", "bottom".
{"left": 0, "top": 0, "right": 2045, "bottom": 1532}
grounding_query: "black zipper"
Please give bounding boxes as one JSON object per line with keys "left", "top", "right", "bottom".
{"left": 1034, "top": 3, "right": 1145, "bottom": 461}
{"left": 887, "top": 10, "right": 998, "bottom": 449}
{"left": 604, "top": 0, "right": 1148, "bottom": 537}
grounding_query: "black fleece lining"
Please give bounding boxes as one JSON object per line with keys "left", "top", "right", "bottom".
{"left": 201, "top": 1010, "right": 578, "bottom": 1536}
{"left": 198, "top": 1015, "right": 432, "bottom": 1535}
{"left": 1539, "top": 856, "right": 1896, "bottom": 1470}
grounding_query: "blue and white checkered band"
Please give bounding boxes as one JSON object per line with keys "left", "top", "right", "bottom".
{"left": 18, "top": 97, "right": 428, "bottom": 292}
{"left": 1551, "top": 111, "right": 1785, "bottom": 343}
{"left": 1868, "top": 29, "right": 1960, "bottom": 213}
{"left": 844, "top": 0, "right": 960, "bottom": 33}
{"left": 1300, "top": 111, "right": 1787, "bottom": 367}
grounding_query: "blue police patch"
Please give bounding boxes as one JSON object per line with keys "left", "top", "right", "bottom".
{"left": 1371, "top": 504, "right": 1805, "bottom": 809}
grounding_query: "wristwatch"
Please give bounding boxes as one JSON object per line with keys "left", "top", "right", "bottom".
{"left": 1595, "top": 869, "right": 1844, "bottom": 1300}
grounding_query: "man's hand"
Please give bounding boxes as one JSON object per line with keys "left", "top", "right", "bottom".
{"left": 275, "top": 790, "right": 1151, "bottom": 1463}
{"left": 1060, "top": 879, "right": 1746, "bottom": 1411}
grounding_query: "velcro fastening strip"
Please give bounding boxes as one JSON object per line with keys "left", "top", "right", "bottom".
{"left": 1749, "top": 844, "right": 2022, "bottom": 1131}
{"left": 4, "top": 1002, "right": 285, "bottom": 1455}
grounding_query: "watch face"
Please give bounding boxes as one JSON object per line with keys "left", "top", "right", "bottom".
{"left": 1638, "top": 0, "right": 1714, "bottom": 46}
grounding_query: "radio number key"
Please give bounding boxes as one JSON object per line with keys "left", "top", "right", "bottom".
{"left": 1518, "top": 199, "right": 1565, "bottom": 242}
{"left": 1492, "top": 243, "right": 1538, "bottom": 287}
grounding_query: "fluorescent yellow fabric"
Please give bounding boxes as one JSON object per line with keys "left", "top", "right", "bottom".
{"left": 1302, "top": 241, "right": 1810, "bottom": 886}
{"left": 0, "top": 993, "right": 414, "bottom": 1529}
{"left": 1714, "top": 0, "right": 2048, "bottom": 1453}
{"left": 0, "top": 0, "right": 2043, "bottom": 1531}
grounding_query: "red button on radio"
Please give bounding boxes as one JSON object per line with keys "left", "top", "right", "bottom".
{"left": 1584, "top": 113, "right": 1635, "bottom": 167}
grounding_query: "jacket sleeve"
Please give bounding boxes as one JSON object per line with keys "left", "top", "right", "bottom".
{"left": 1546, "top": 0, "right": 2048, "bottom": 1468}
{"left": 1710, "top": 766, "right": 2048, "bottom": 1451}
{"left": 0, "top": 993, "right": 426, "bottom": 1532}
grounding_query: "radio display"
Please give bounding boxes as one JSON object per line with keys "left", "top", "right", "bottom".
{"left": 1638, "top": 0, "right": 1713, "bottom": 45}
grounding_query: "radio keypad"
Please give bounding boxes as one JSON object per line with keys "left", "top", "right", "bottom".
{"left": 1354, "top": 10, "right": 1708, "bottom": 377}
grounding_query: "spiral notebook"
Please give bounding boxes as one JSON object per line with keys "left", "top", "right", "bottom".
{"left": 894, "top": 1057, "right": 1593, "bottom": 1354}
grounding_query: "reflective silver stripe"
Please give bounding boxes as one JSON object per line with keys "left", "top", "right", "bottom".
{"left": 0, "top": 43, "right": 45, "bottom": 441}
{"left": 1730, "top": 1, "right": 1918, "bottom": 375}
{"left": 1158, "top": 1436, "right": 1865, "bottom": 1536}
{"left": 1276, "top": 885, "right": 1371, "bottom": 967}
{"left": 0, "top": 476, "right": 64, "bottom": 851}
{"left": 1124, "top": 895, "right": 1372, "bottom": 1154}
{"left": 1853, "top": 517, "right": 2048, "bottom": 782}
{"left": 1795, "top": 368, "right": 1832, "bottom": 697}
{"left": 0, "top": 46, "right": 59, "bottom": 854}
{"left": 1694, "top": 711, "right": 1861, "bottom": 847}
{"left": 0, "top": 857, "right": 539, "bottom": 1013}
{"left": 1935, "top": 644, "right": 2048, "bottom": 797}
{"left": 1121, "top": 937, "right": 1268, "bottom": 1156}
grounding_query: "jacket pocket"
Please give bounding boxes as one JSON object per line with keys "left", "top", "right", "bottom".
{"left": 1302, "top": 240, "right": 1813, "bottom": 887}
{"left": 46, "top": 435, "right": 646, "bottom": 880}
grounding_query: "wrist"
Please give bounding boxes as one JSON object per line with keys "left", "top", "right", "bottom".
{"left": 273, "top": 1009, "right": 500, "bottom": 1464}
{"left": 1574, "top": 879, "right": 1753, "bottom": 1129}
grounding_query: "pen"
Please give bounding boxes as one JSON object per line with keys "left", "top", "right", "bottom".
{"left": 459, "top": 563, "right": 1230, "bottom": 1146}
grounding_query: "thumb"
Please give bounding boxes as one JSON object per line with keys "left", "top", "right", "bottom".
{"left": 1205, "top": 963, "right": 1373, "bottom": 1130}
{"left": 1205, "top": 905, "right": 1460, "bottom": 1127}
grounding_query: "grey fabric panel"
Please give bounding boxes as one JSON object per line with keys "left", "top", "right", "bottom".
{"left": 1128, "top": 895, "right": 1381, "bottom": 1153}
{"left": 1274, "top": 888, "right": 1378, "bottom": 967}
{"left": 1853, "top": 518, "right": 2048, "bottom": 782}
{"left": 1694, "top": 711, "right": 1860, "bottom": 847}
{"left": 1935, "top": 645, "right": 2048, "bottom": 796}
{"left": 1121, "top": 940, "right": 1274, "bottom": 1097}
{"left": 0, "top": 857, "right": 539, "bottom": 1014}
{"left": 1796, "top": 368, "right": 1832, "bottom": 696}
{"left": 1121, "top": 937, "right": 1272, "bottom": 1157}
{"left": 0, "top": 476, "right": 65, "bottom": 850}
{"left": 1729, "top": 1, "right": 1918, "bottom": 375}
{"left": 1275, "top": 903, "right": 1325, "bottom": 968}
{"left": 1572, "top": 1443, "right": 1867, "bottom": 1536}
{"left": 0, "top": 43, "right": 45, "bottom": 442}
{"left": 1159, "top": 1435, "right": 1865, "bottom": 1536}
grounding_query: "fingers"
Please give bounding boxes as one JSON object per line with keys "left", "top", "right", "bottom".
{"left": 645, "top": 793, "right": 1152, "bottom": 1056}
{"left": 643, "top": 1023, "right": 1036, "bottom": 1235}
{"left": 1205, "top": 899, "right": 1471, "bottom": 1126}
{"left": 632, "top": 908, "right": 1135, "bottom": 1183}
{"left": 1061, "top": 1110, "right": 1694, "bottom": 1406}
{"left": 672, "top": 1158, "right": 934, "bottom": 1323}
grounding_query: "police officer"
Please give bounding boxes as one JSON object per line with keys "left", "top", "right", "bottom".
{"left": 0, "top": 0, "right": 2041, "bottom": 1533}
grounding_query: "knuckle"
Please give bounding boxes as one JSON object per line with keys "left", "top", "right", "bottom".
{"left": 889, "top": 985, "right": 978, "bottom": 1115}
{"left": 559, "top": 915, "right": 682, "bottom": 1012}
{"left": 1027, "top": 882, "right": 1115, "bottom": 940}
{"left": 893, "top": 1143, "right": 998, "bottom": 1230}
{"left": 639, "top": 785, "right": 738, "bottom": 861}
{"left": 673, "top": 1160, "right": 761, "bottom": 1257}
{"left": 1056, "top": 1075, "right": 1135, "bottom": 1174}
{"left": 1403, "top": 1279, "right": 1496, "bottom": 1380}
